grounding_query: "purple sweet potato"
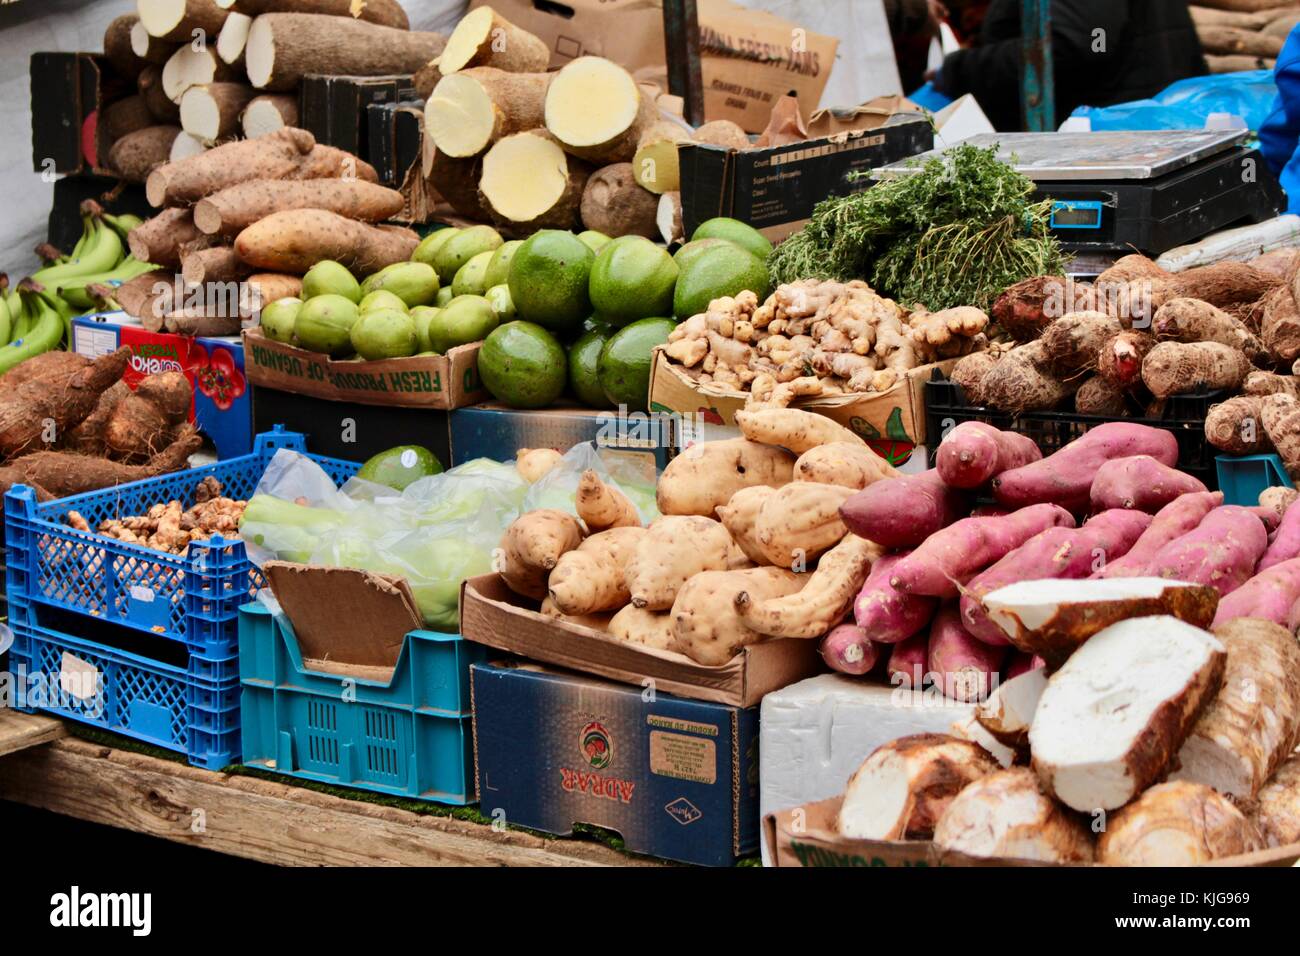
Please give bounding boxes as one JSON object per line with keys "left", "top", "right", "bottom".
{"left": 1213, "top": 557, "right": 1300, "bottom": 626}
{"left": 927, "top": 604, "right": 1007, "bottom": 702}
{"left": 936, "top": 421, "right": 1041, "bottom": 489}
{"left": 960, "top": 509, "right": 1153, "bottom": 644}
{"left": 854, "top": 552, "right": 939, "bottom": 644}
{"left": 1146, "top": 505, "right": 1270, "bottom": 596}
{"left": 888, "top": 503, "right": 1077, "bottom": 598}
{"left": 886, "top": 631, "right": 928, "bottom": 689}
{"left": 1096, "top": 491, "right": 1224, "bottom": 578}
{"left": 1260, "top": 500, "right": 1300, "bottom": 571}
{"left": 839, "top": 469, "right": 969, "bottom": 550}
{"left": 820, "top": 623, "right": 879, "bottom": 675}
{"left": 993, "top": 422, "right": 1180, "bottom": 513}
{"left": 1089, "top": 455, "right": 1208, "bottom": 514}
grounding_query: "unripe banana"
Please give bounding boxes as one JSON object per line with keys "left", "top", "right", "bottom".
{"left": 31, "top": 217, "right": 124, "bottom": 285}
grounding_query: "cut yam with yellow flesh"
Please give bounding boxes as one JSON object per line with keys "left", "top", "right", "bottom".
{"left": 544, "top": 56, "right": 657, "bottom": 164}
{"left": 137, "top": 0, "right": 231, "bottom": 43}
{"left": 1097, "top": 781, "right": 1264, "bottom": 865}
{"left": 1029, "top": 616, "right": 1226, "bottom": 813}
{"left": 437, "top": 5, "right": 549, "bottom": 74}
{"left": 241, "top": 94, "right": 297, "bottom": 138}
{"left": 215, "top": 11, "right": 252, "bottom": 66}
{"left": 633, "top": 122, "right": 689, "bottom": 194}
{"left": 580, "top": 163, "right": 658, "bottom": 239}
{"left": 180, "top": 83, "right": 255, "bottom": 143}
{"left": 933, "top": 768, "right": 1095, "bottom": 863}
{"left": 479, "top": 130, "right": 589, "bottom": 233}
{"left": 424, "top": 69, "right": 550, "bottom": 159}
{"left": 161, "top": 45, "right": 236, "bottom": 103}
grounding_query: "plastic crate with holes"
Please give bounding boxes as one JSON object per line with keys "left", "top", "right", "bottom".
{"left": 923, "top": 372, "right": 1223, "bottom": 491}
{"left": 238, "top": 603, "right": 483, "bottom": 803}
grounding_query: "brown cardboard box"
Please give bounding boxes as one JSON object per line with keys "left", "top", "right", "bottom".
{"left": 764, "top": 797, "right": 1300, "bottom": 868}
{"left": 459, "top": 574, "right": 822, "bottom": 707}
{"left": 241, "top": 328, "right": 486, "bottom": 409}
{"left": 648, "top": 345, "right": 955, "bottom": 459}
{"left": 468, "top": 0, "right": 837, "bottom": 133}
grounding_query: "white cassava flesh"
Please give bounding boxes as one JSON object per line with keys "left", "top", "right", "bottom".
{"left": 544, "top": 57, "right": 651, "bottom": 162}
{"left": 215, "top": 11, "right": 251, "bottom": 65}
{"left": 180, "top": 83, "right": 254, "bottom": 143}
{"left": 1097, "top": 781, "right": 1264, "bottom": 865}
{"left": 836, "top": 734, "right": 999, "bottom": 841}
{"left": 424, "top": 70, "right": 549, "bottom": 158}
{"left": 169, "top": 131, "right": 210, "bottom": 162}
{"left": 1255, "top": 754, "right": 1300, "bottom": 847}
{"left": 1170, "top": 618, "right": 1300, "bottom": 799}
{"left": 138, "top": 0, "right": 229, "bottom": 41}
{"left": 657, "top": 191, "right": 683, "bottom": 245}
{"left": 161, "top": 45, "right": 229, "bottom": 102}
{"left": 982, "top": 576, "right": 1219, "bottom": 667}
{"left": 948, "top": 714, "right": 1016, "bottom": 768}
{"left": 1029, "top": 616, "right": 1226, "bottom": 812}
{"left": 933, "top": 768, "right": 1095, "bottom": 863}
{"left": 241, "top": 94, "right": 297, "bottom": 138}
{"left": 975, "top": 667, "right": 1047, "bottom": 749}
{"left": 479, "top": 131, "right": 585, "bottom": 229}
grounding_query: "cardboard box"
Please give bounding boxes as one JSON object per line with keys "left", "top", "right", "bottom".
{"left": 649, "top": 346, "right": 955, "bottom": 468}
{"left": 367, "top": 101, "right": 424, "bottom": 187}
{"left": 469, "top": 0, "right": 837, "bottom": 133}
{"left": 764, "top": 797, "right": 1300, "bottom": 868}
{"left": 678, "top": 103, "right": 933, "bottom": 241}
{"left": 30, "top": 52, "right": 131, "bottom": 176}
{"left": 459, "top": 574, "right": 821, "bottom": 708}
{"left": 241, "top": 328, "right": 487, "bottom": 409}
{"left": 299, "top": 74, "right": 416, "bottom": 163}
{"left": 471, "top": 660, "right": 759, "bottom": 866}
{"left": 449, "top": 402, "right": 672, "bottom": 473}
{"left": 72, "top": 312, "right": 252, "bottom": 459}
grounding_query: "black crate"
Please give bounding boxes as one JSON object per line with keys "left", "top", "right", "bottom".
{"left": 924, "top": 371, "right": 1221, "bottom": 492}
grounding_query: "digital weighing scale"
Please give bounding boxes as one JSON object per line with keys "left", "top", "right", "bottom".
{"left": 874, "top": 130, "right": 1284, "bottom": 257}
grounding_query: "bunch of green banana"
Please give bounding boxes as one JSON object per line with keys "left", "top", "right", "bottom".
{"left": 0, "top": 282, "right": 67, "bottom": 375}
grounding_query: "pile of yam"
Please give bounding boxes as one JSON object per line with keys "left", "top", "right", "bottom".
{"left": 1190, "top": 3, "right": 1300, "bottom": 73}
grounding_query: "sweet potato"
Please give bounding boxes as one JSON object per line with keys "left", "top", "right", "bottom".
{"left": 820, "top": 623, "right": 879, "bottom": 675}
{"left": 1141, "top": 340, "right": 1252, "bottom": 399}
{"left": 1089, "top": 455, "right": 1208, "bottom": 513}
{"left": 793, "top": 441, "right": 896, "bottom": 489}
{"left": 670, "top": 566, "right": 806, "bottom": 665}
{"left": 575, "top": 470, "right": 639, "bottom": 531}
{"left": 993, "top": 422, "right": 1179, "bottom": 513}
{"left": 626, "top": 515, "right": 742, "bottom": 610}
{"left": 539, "top": 597, "right": 613, "bottom": 632}
{"left": 1096, "top": 330, "right": 1155, "bottom": 390}
{"left": 1040, "top": 311, "right": 1122, "bottom": 374}
{"left": 1206, "top": 395, "right": 1271, "bottom": 455}
{"left": 0, "top": 347, "right": 130, "bottom": 460}
{"left": 1146, "top": 505, "right": 1270, "bottom": 596}
{"left": 889, "top": 503, "right": 1076, "bottom": 599}
{"left": 733, "top": 407, "right": 864, "bottom": 454}
{"left": 608, "top": 604, "right": 674, "bottom": 650}
{"left": 734, "top": 534, "right": 879, "bottom": 638}
{"left": 1260, "top": 499, "right": 1300, "bottom": 571}
{"left": 1259, "top": 485, "right": 1299, "bottom": 518}
{"left": 1262, "top": 393, "right": 1300, "bottom": 481}
{"left": 1212, "top": 556, "right": 1300, "bottom": 627}
{"left": 498, "top": 509, "right": 584, "bottom": 599}
{"left": 854, "top": 552, "right": 939, "bottom": 645}
{"left": 927, "top": 604, "right": 1007, "bottom": 702}
{"left": 1096, "top": 491, "right": 1224, "bottom": 579}
{"left": 839, "top": 469, "right": 969, "bottom": 549}
{"left": 887, "top": 631, "right": 929, "bottom": 689}
{"left": 960, "top": 509, "right": 1153, "bottom": 645}
{"left": 515, "top": 447, "right": 561, "bottom": 483}
{"left": 547, "top": 526, "right": 645, "bottom": 615}
{"left": 655, "top": 437, "right": 794, "bottom": 517}
{"left": 935, "top": 421, "right": 1041, "bottom": 489}
{"left": 1153, "top": 297, "right": 1265, "bottom": 362}
{"left": 234, "top": 209, "right": 418, "bottom": 274}
{"left": 716, "top": 485, "right": 775, "bottom": 565}
{"left": 753, "top": 482, "right": 855, "bottom": 568}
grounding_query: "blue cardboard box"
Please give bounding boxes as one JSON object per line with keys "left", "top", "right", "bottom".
{"left": 471, "top": 660, "right": 759, "bottom": 866}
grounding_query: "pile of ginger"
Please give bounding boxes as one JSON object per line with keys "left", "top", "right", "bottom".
{"left": 66, "top": 476, "right": 247, "bottom": 555}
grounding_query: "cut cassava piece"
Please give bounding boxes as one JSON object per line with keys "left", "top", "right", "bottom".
{"left": 180, "top": 83, "right": 255, "bottom": 143}
{"left": 836, "top": 734, "right": 1000, "bottom": 841}
{"left": 233, "top": 209, "right": 419, "bottom": 274}
{"left": 436, "top": 5, "right": 549, "bottom": 74}
{"left": 1096, "top": 781, "right": 1264, "bottom": 866}
{"left": 138, "top": 65, "right": 179, "bottom": 122}
{"left": 233, "top": 0, "right": 410, "bottom": 29}
{"left": 580, "top": 163, "right": 658, "bottom": 239}
{"left": 193, "top": 178, "right": 404, "bottom": 236}
{"left": 130, "top": 20, "right": 176, "bottom": 66}
{"left": 981, "top": 577, "right": 1219, "bottom": 666}
{"left": 974, "top": 666, "right": 1047, "bottom": 749}
{"left": 137, "top": 0, "right": 231, "bottom": 43}
{"left": 244, "top": 14, "right": 446, "bottom": 91}
{"left": 161, "top": 45, "right": 237, "bottom": 103}
{"left": 128, "top": 207, "right": 206, "bottom": 268}
{"left": 241, "top": 94, "right": 297, "bottom": 138}
{"left": 544, "top": 57, "right": 657, "bottom": 164}
{"left": 215, "top": 11, "right": 251, "bottom": 66}
{"left": 145, "top": 126, "right": 314, "bottom": 206}
{"left": 424, "top": 69, "right": 549, "bottom": 159}
{"left": 1029, "top": 615, "right": 1226, "bottom": 812}
{"left": 479, "top": 130, "right": 589, "bottom": 233}
{"left": 632, "top": 122, "right": 689, "bottom": 194}
{"left": 932, "top": 768, "right": 1095, "bottom": 863}
{"left": 107, "top": 126, "right": 181, "bottom": 182}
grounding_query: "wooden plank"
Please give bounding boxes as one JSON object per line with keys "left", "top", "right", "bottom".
{"left": 0, "top": 738, "right": 660, "bottom": 867}
{"left": 0, "top": 712, "right": 65, "bottom": 758}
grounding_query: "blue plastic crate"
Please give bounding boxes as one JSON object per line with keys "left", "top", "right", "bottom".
{"left": 3, "top": 427, "right": 359, "bottom": 658}
{"left": 6, "top": 606, "right": 240, "bottom": 769}
{"left": 238, "top": 603, "right": 483, "bottom": 804}
{"left": 1216, "top": 454, "right": 1294, "bottom": 507}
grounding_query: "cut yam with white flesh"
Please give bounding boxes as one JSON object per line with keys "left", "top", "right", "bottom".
{"left": 580, "top": 163, "right": 658, "bottom": 239}
{"left": 1170, "top": 618, "right": 1300, "bottom": 800}
{"left": 981, "top": 577, "right": 1219, "bottom": 668}
{"left": 948, "top": 714, "right": 1017, "bottom": 768}
{"left": 180, "top": 83, "right": 255, "bottom": 143}
{"left": 131, "top": 20, "right": 177, "bottom": 65}
{"left": 233, "top": 0, "right": 409, "bottom": 29}
{"left": 215, "top": 11, "right": 251, "bottom": 66}
{"left": 137, "top": 0, "right": 231, "bottom": 42}
{"left": 479, "top": 130, "right": 589, "bottom": 233}
{"left": 974, "top": 666, "right": 1047, "bottom": 750}
{"left": 241, "top": 94, "right": 297, "bottom": 138}
{"left": 1029, "top": 616, "right": 1226, "bottom": 813}
{"left": 181, "top": 244, "right": 250, "bottom": 285}
{"left": 146, "top": 126, "right": 315, "bottom": 206}
{"left": 836, "top": 734, "right": 1000, "bottom": 841}
{"left": 1097, "top": 781, "right": 1264, "bottom": 866}
{"left": 658, "top": 191, "right": 683, "bottom": 245}
{"left": 424, "top": 69, "right": 550, "bottom": 158}
{"left": 633, "top": 122, "right": 689, "bottom": 194}
{"left": 932, "top": 768, "right": 1095, "bottom": 863}
{"left": 437, "top": 6, "right": 549, "bottom": 74}
{"left": 245, "top": 14, "right": 447, "bottom": 91}
{"left": 161, "top": 45, "right": 235, "bottom": 103}
{"left": 1255, "top": 754, "right": 1300, "bottom": 847}
{"left": 194, "top": 178, "right": 404, "bottom": 236}
{"left": 544, "top": 57, "right": 657, "bottom": 164}
{"left": 169, "top": 130, "right": 217, "bottom": 162}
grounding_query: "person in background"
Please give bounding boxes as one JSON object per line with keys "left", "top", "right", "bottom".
{"left": 1260, "top": 26, "right": 1300, "bottom": 213}
{"left": 883, "top": 0, "right": 945, "bottom": 94}
{"left": 930, "top": 0, "right": 1207, "bottom": 131}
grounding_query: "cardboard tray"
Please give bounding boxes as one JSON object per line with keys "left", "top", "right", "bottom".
{"left": 458, "top": 574, "right": 822, "bottom": 708}
{"left": 241, "top": 328, "right": 486, "bottom": 409}
{"left": 764, "top": 797, "right": 1300, "bottom": 868}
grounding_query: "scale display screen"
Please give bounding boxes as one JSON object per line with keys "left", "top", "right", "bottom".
{"left": 1050, "top": 200, "right": 1104, "bottom": 229}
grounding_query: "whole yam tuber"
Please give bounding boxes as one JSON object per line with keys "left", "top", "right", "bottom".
{"left": 8, "top": 424, "right": 202, "bottom": 497}
{"left": 1096, "top": 329, "right": 1155, "bottom": 390}
{"left": 1153, "top": 297, "right": 1266, "bottom": 362}
{"left": 0, "top": 347, "right": 131, "bottom": 460}
{"left": 1040, "top": 311, "right": 1122, "bottom": 374}
{"left": 1262, "top": 392, "right": 1300, "bottom": 480}
{"left": 1206, "top": 395, "right": 1271, "bottom": 455}
{"left": 1141, "top": 340, "right": 1251, "bottom": 399}
{"left": 978, "top": 340, "right": 1077, "bottom": 413}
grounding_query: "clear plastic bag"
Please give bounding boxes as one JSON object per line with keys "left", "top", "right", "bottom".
{"left": 522, "top": 442, "right": 660, "bottom": 524}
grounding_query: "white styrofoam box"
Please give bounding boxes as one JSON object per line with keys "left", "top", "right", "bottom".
{"left": 759, "top": 674, "right": 974, "bottom": 860}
